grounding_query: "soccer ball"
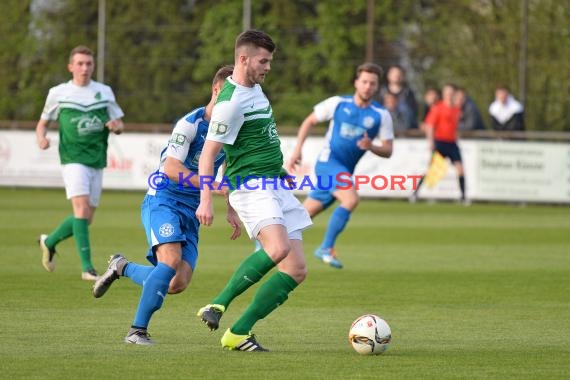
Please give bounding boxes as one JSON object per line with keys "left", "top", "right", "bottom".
{"left": 348, "top": 314, "right": 392, "bottom": 355}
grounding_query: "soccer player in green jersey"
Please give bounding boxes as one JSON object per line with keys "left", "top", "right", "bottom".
{"left": 35, "top": 45, "right": 124, "bottom": 281}
{"left": 196, "top": 30, "right": 313, "bottom": 351}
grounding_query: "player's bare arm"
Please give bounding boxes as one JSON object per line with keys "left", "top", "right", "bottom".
{"left": 164, "top": 156, "right": 227, "bottom": 197}
{"left": 226, "top": 202, "right": 241, "bottom": 240}
{"left": 35, "top": 119, "right": 51, "bottom": 150}
{"left": 106, "top": 118, "right": 124, "bottom": 135}
{"left": 356, "top": 132, "right": 393, "bottom": 158}
{"left": 196, "top": 139, "right": 224, "bottom": 226}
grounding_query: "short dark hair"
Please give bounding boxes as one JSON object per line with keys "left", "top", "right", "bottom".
{"left": 235, "top": 29, "right": 276, "bottom": 53}
{"left": 69, "top": 45, "right": 93, "bottom": 62}
{"left": 212, "top": 65, "right": 234, "bottom": 85}
{"left": 355, "top": 63, "right": 383, "bottom": 81}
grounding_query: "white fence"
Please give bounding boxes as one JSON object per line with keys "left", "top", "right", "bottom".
{"left": 1, "top": 130, "right": 569, "bottom": 203}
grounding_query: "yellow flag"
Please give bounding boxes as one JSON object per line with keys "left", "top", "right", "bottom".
{"left": 424, "top": 151, "right": 448, "bottom": 189}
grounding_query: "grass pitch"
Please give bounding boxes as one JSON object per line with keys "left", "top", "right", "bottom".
{"left": 0, "top": 187, "right": 569, "bottom": 379}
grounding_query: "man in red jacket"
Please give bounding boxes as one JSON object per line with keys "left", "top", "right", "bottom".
{"left": 410, "top": 83, "right": 468, "bottom": 204}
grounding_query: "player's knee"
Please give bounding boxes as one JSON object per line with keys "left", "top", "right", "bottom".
{"left": 455, "top": 164, "right": 464, "bottom": 176}
{"left": 168, "top": 271, "right": 191, "bottom": 294}
{"left": 342, "top": 197, "right": 359, "bottom": 210}
{"left": 168, "top": 281, "right": 188, "bottom": 294}
{"left": 265, "top": 242, "right": 291, "bottom": 262}
{"left": 294, "top": 266, "right": 308, "bottom": 283}
{"left": 156, "top": 248, "right": 182, "bottom": 269}
{"left": 74, "top": 207, "right": 91, "bottom": 219}
{"left": 285, "top": 265, "right": 307, "bottom": 284}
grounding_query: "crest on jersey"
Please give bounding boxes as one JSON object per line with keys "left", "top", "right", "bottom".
{"left": 159, "top": 223, "right": 175, "bottom": 238}
{"left": 210, "top": 121, "right": 228, "bottom": 135}
{"left": 363, "top": 116, "right": 375, "bottom": 128}
{"left": 170, "top": 133, "right": 186, "bottom": 145}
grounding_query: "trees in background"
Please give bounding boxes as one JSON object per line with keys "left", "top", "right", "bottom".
{"left": 0, "top": 0, "right": 567, "bottom": 130}
{"left": 412, "top": 0, "right": 569, "bottom": 131}
{"left": 0, "top": 0, "right": 34, "bottom": 119}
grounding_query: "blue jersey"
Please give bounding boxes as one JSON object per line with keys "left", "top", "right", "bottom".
{"left": 148, "top": 107, "right": 225, "bottom": 203}
{"left": 313, "top": 95, "right": 394, "bottom": 173}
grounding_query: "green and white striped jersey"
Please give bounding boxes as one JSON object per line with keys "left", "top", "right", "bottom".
{"left": 41, "top": 80, "right": 124, "bottom": 168}
{"left": 206, "top": 77, "right": 283, "bottom": 188}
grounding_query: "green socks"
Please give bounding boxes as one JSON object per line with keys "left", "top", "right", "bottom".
{"left": 231, "top": 271, "right": 298, "bottom": 335}
{"left": 44, "top": 216, "right": 94, "bottom": 271}
{"left": 72, "top": 218, "right": 93, "bottom": 272}
{"left": 212, "top": 249, "right": 275, "bottom": 307}
{"left": 45, "top": 215, "right": 74, "bottom": 249}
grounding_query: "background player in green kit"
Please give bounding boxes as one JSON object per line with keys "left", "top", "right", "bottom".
{"left": 196, "top": 30, "right": 312, "bottom": 351}
{"left": 35, "top": 45, "right": 124, "bottom": 281}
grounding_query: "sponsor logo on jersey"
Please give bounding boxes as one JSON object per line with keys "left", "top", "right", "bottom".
{"left": 210, "top": 121, "right": 228, "bottom": 135}
{"left": 339, "top": 122, "right": 365, "bottom": 138}
{"left": 170, "top": 133, "right": 186, "bottom": 145}
{"left": 73, "top": 115, "right": 104, "bottom": 136}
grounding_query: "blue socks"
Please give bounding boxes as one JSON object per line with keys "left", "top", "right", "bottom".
{"left": 321, "top": 206, "right": 351, "bottom": 249}
{"left": 132, "top": 263, "right": 176, "bottom": 329}
{"left": 123, "top": 262, "right": 154, "bottom": 286}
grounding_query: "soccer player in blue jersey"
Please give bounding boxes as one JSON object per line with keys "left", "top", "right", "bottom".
{"left": 286, "top": 63, "right": 394, "bottom": 269}
{"left": 92, "top": 65, "right": 240, "bottom": 345}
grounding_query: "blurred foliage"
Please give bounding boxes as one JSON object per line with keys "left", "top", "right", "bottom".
{"left": 0, "top": 0, "right": 567, "bottom": 130}
{"left": 412, "top": 0, "right": 569, "bottom": 131}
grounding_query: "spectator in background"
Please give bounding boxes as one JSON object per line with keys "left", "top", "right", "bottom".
{"left": 383, "top": 92, "right": 412, "bottom": 132}
{"left": 420, "top": 87, "right": 441, "bottom": 131}
{"left": 379, "top": 65, "right": 418, "bottom": 129}
{"left": 422, "top": 87, "right": 441, "bottom": 120}
{"left": 455, "top": 87, "right": 486, "bottom": 131}
{"left": 489, "top": 85, "right": 525, "bottom": 131}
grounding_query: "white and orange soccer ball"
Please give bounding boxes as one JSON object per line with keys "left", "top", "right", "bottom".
{"left": 348, "top": 314, "right": 392, "bottom": 355}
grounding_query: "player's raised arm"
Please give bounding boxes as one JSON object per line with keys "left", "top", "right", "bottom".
{"left": 196, "top": 139, "right": 224, "bottom": 226}
{"left": 363, "top": 107, "right": 394, "bottom": 158}
{"left": 287, "top": 112, "right": 319, "bottom": 173}
{"left": 359, "top": 132, "right": 393, "bottom": 158}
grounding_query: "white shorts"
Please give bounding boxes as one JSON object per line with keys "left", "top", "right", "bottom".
{"left": 229, "top": 178, "right": 313, "bottom": 240}
{"left": 61, "top": 163, "right": 103, "bottom": 207}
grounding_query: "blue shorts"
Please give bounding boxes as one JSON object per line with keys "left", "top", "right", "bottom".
{"left": 434, "top": 140, "right": 462, "bottom": 163}
{"left": 307, "top": 160, "right": 353, "bottom": 209}
{"left": 140, "top": 194, "right": 199, "bottom": 270}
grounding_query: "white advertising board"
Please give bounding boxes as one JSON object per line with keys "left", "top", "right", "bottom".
{"left": 0, "top": 131, "right": 568, "bottom": 203}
